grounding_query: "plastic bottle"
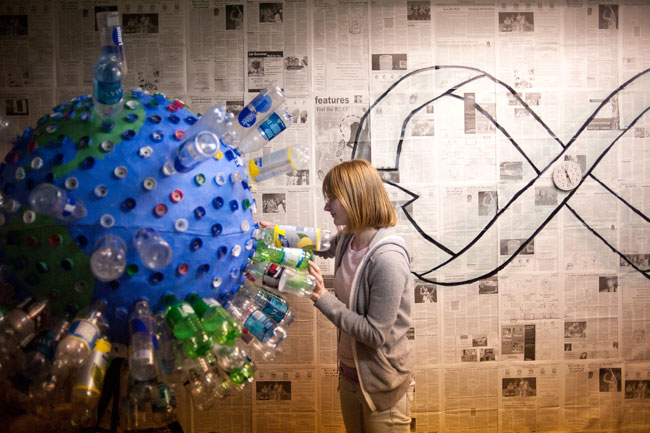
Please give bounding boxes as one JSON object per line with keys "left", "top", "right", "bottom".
{"left": 246, "top": 145, "right": 309, "bottom": 183}
{"left": 152, "top": 381, "right": 177, "bottom": 426}
{"left": 93, "top": 11, "right": 125, "bottom": 120}
{"left": 21, "top": 309, "right": 75, "bottom": 381}
{"left": 219, "top": 84, "right": 285, "bottom": 148}
{"left": 162, "top": 130, "right": 221, "bottom": 175}
{"left": 236, "top": 105, "right": 293, "bottom": 154}
{"left": 187, "top": 293, "right": 241, "bottom": 346}
{"left": 212, "top": 342, "right": 255, "bottom": 388}
{"left": 244, "top": 261, "right": 317, "bottom": 298}
{"left": 132, "top": 228, "right": 173, "bottom": 270}
{"left": 252, "top": 240, "right": 314, "bottom": 271}
{"left": 163, "top": 293, "right": 212, "bottom": 358}
{"left": 154, "top": 313, "right": 183, "bottom": 385}
{"left": 0, "top": 297, "right": 48, "bottom": 377}
{"left": 53, "top": 299, "right": 109, "bottom": 370}
{"left": 237, "top": 281, "right": 294, "bottom": 327}
{"left": 90, "top": 234, "right": 127, "bottom": 282}
{"left": 183, "top": 355, "right": 220, "bottom": 410}
{"left": 225, "top": 296, "right": 287, "bottom": 354}
{"left": 28, "top": 183, "right": 87, "bottom": 221}
{"left": 129, "top": 299, "right": 157, "bottom": 382}
{"left": 179, "top": 103, "right": 233, "bottom": 142}
{"left": 255, "top": 224, "right": 332, "bottom": 251}
{"left": 70, "top": 338, "right": 112, "bottom": 428}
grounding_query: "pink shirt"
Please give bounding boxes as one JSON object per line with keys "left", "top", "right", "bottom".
{"left": 334, "top": 238, "right": 368, "bottom": 368}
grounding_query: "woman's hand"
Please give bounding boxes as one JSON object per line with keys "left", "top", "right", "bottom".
{"left": 308, "top": 260, "right": 325, "bottom": 303}
{"left": 257, "top": 220, "right": 272, "bottom": 228}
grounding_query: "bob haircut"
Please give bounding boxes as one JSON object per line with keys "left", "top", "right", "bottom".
{"left": 322, "top": 159, "right": 397, "bottom": 233}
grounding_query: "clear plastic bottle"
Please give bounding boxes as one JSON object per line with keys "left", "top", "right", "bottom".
{"left": 132, "top": 227, "right": 173, "bottom": 270}
{"left": 225, "top": 296, "right": 287, "bottom": 355}
{"left": 70, "top": 338, "right": 112, "bottom": 428}
{"left": 187, "top": 293, "right": 241, "bottom": 346}
{"left": 162, "top": 130, "right": 221, "bottom": 175}
{"left": 93, "top": 11, "right": 125, "bottom": 120}
{"left": 221, "top": 84, "right": 285, "bottom": 147}
{"left": 237, "top": 281, "right": 294, "bottom": 327}
{"left": 154, "top": 313, "right": 184, "bottom": 386}
{"left": 28, "top": 183, "right": 87, "bottom": 221}
{"left": 90, "top": 234, "right": 127, "bottom": 282}
{"left": 246, "top": 145, "right": 309, "bottom": 183}
{"left": 179, "top": 103, "right": 233, "bottom": 142}
{"left": 21, "top": 309, "right": 75, "bottom": 381}
{"left": 244, "top": 261, "right": 317, "bottom": 298}
{"left": 53, "top": 299, "right": 109, "bottom": 371}
{"left": 0, "top": 297, "right": 48, "bottom": 377}
{"left": 212, "top": 342, "right": 255, "bottom": 388}
{"left": 163, "top": 293, "right": 212, "bottom": 358}
{"left": 152, "top": 381, "right": 177, "bottom": 426}
{"left": 236, "top": 105, "right": 293, "bottom": 154}
{"left": 129, "top": 299, "right": 157, "bottom": 382}
{"left": 252, "top": 240, "right": 314, "bottom": 270}
{"left": 183, "top": 355, "right": 220, "bottom": 411}
{"left": 255, "top": 224, "right": 332, "bottom": 251}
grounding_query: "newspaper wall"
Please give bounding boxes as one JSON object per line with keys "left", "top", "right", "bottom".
{"left": 0, "top": 0, "right": 649, "bottom": 432}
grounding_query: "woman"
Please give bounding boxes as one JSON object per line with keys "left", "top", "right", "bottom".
{"left": 308, "top": 159, "right": 414, "bottom": 432}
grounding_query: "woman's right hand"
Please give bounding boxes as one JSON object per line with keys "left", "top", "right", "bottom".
{"left": 308, "top": 260, "right": 325, "bottom": 303}
{"left": 257, "top": 220, "right": 272, "bottom": 228}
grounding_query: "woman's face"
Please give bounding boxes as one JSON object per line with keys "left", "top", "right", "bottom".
{"left": 324, "top": 197, "right": 349, "bottom": 226}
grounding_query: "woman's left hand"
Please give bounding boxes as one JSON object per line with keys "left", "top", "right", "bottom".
{"left": 308, "top": 260, "right": 325, "bottom": 303}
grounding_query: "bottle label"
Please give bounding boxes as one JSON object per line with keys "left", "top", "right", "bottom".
{"left": 238, "top": 90, "right": 272, "bottom": 127}
{"left": 243, "top": 309, "right": 274, "bottom": 342}
{"left": 274, "top": 226, "right": 319, "bottom": 249}
{"left": 262, "top": 263, "right": 284, "bottom": 289}
{"left": 130, "top": 318, "right": 152, "bottom": 335}
{"left": 74, "top": 350, "right": 109, "bottom": 395}
{"left": 94, "top": 79, "right": 124, "bottom": 106}
{"left": 280, "top": 247, "right": 307, "bottom": 269}
{"left": 257, "top": 112, "right": 287, "bottom": 141}
{"left": 258, "top": 294, "right": 288, "bottom": 323}
{"left": 69, "top": 319, "right": 100, "bottom": 350}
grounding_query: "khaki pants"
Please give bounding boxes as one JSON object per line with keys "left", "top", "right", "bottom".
{"left": 339, "top": 376, "right": 413, "bottom": 433}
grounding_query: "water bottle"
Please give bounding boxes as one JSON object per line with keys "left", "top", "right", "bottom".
{"left": 21, "top": 309, "right": 75, "bottom": 381}
{"left": 252, "top": 240, "right": 314, "bottom": 270}
{"left": 129, "top": 299, "right": 157, "bottom": 382}
{"left": 162, "top": 130, "right": 221, "bottom": 175}
{"left": 237, "top": 281, "right": 294, "bottom": 328}
{"left": 154, "top": 313, "right": 183, "bottom": 385}
{"left": 152, "top": 381, "right": 177, "bottom": 426}
{"left": 213, "top": 342, "right": 255, "bottom": 388}
{"left": 90, "top": 234, "right": 127, "bottom": 282}
{"left": 221, "top": 84, "right": 285, "bottom": 147}
{"left": 183, "top": 355, "right": 221, "bottom": 410}
{"left": 93, "top": 11, "right": 125, "bottom": 120}
{"left": 255, "top": 224, "right": 332, "bottom": 251}
{"left": 132, "top": 228, "right": 173, "bottom": 270}
{"left": 246, "top": 145, "right": 309, "bottom": 183}
{"left": 186, "top": 293, "right": 241, "bottom": 346}
{"left": 52, "top": 299, "right": 109, "bottom": 371}
{"left": 236, "top": 105, "right": 293, "bottom": 154}
{"left": 28, "top": 183, "right": 87, "bottom": 221}
{"left": 0, "top": 297, "right": 48, "bottom": 377}
{"left": 179, "top": 103, "right": 233, "bottom": 142}
{"left": 70, "top": 338, "right": 111, "bottom": 428}
{"left": 225, "top": 296, "right": 287, "bottom": 357}
{"left": 162, "top": 293, "right": 212, "bottom": 358}
{"left": 244, "top": 261, "right": 317, "bottom": 299}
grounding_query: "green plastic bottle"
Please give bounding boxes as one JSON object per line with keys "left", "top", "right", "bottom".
{"left": 252, "top": 241, "right": 314, "bottom": 270}
{"left": 187, "top": 293, "right": 242, "bottom": 346}
{"left": 228, "top": 359, "right": 255, "bottom": 388}
{"left": 162, "top": 293, "right": 211, "bottom": 358}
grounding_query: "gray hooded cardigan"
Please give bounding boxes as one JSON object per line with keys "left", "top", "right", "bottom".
{"left": 314, "top": 226, "right": 414, "bottom": 411}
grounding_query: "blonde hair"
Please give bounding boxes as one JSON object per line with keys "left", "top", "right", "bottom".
{"left": 322, "top": 159, "right": 397, "bottom": 233}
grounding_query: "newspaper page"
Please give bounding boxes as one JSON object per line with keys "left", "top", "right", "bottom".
{"left": 318, "top": 366, "right": 345, "bottom": 432}
{"left": 192, "top": 385, "right": 254, "bottom": 433}
{"left": 434, "top": 5, "right": 495, "bottom": 71}
{"left": 312, "top": 0, "right": 369, "bottom": 92}
{"left": 621, "top": 272, "right": 650, "bottom": 361}
{"left": 0, "top": 89, "right": 54, "bottom": 157}
{"left": 186, "top": 1, "right": 245, "bottom": 93}
{"left": 443, "top": 366, "right": 499, "bottom": 432}
{"left": 622, "top": 362, "right": 650, "bottom": 431}
{"left": 0, "top": 1, "right": 54, "bottom": 89}
{"left": 441, "top": 281, "right": 499, "bottom": 364}
{"left": 563, "top": 362, "right": 624, "bottom": 431}
{"left": 499, "top": 364, "right": 562, "bottom": 433}
{"left": 252, "top": 366, "right": 318, "bottom": 432}
{"left": 412, "top": 366, "right": 441, "bottom": 433}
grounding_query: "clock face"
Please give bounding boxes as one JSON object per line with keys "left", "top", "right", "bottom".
{"left": 552, "top": 160, "right": 582, "bottom": 191}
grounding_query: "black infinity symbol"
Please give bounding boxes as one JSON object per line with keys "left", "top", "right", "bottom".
{"left": 352, "top": 65, "right": 650, "bottom": 286}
